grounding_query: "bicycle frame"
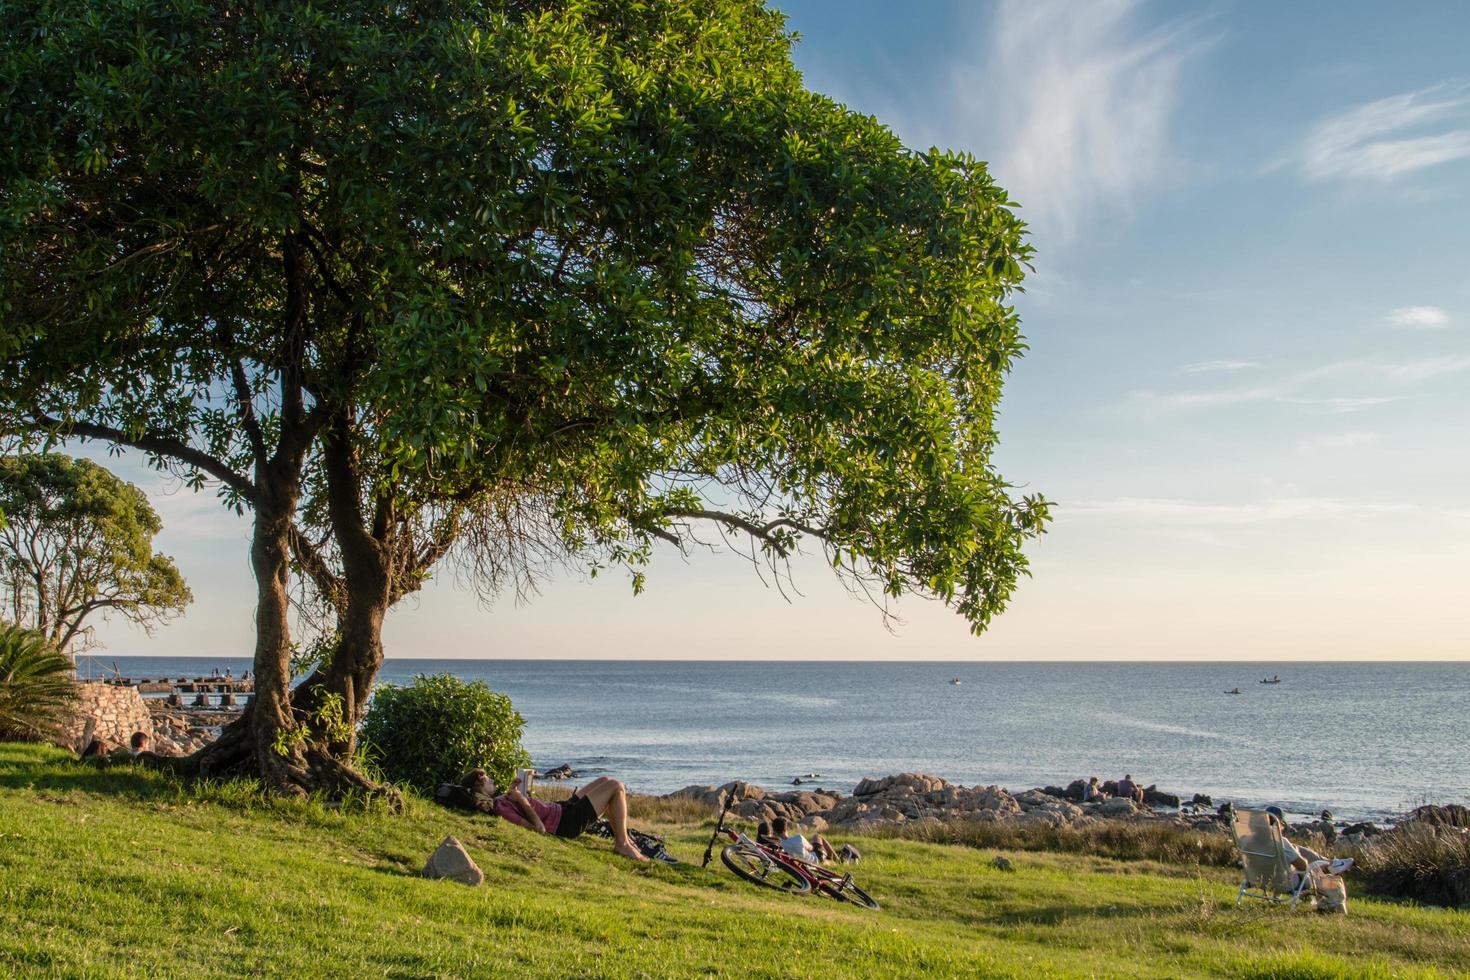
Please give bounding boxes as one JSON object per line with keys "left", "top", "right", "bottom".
{"left": 703, "top": 797, "right": 870, "bottom": 905}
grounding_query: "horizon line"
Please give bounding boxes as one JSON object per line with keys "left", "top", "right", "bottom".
{"left": 91, "top": 655, "right": 1469, "bottom": 665}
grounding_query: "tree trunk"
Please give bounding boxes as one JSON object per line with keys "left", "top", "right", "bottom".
{"left": 177, "top": 482, "right": 396, "bottom": 803}
{"left": 181, "top": 413, "right": 398, "bottom": 802}
{"left": 175, "top": 464, "right": 311, "bottom": 788}
{"left": 291, "top": 559, "right": 389, "bottom": 752}
{"left": 291, "top": 415, "right": 392, "bottom": 754}
{"left": 247, "top": 475, "right": 311, "bottom": 793}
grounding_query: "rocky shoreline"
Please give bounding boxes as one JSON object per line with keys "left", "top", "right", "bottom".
{"left": 144, "top": 701, "right": 240, "bottom": 757}
{"left": 660, "top": 772, "right": 1390, "bottom": 843}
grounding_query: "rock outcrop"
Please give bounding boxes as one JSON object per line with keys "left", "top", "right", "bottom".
{"left": 663, "top": 772, "right": 1204, "bottom": 834}
{"left": 56, "top": 683, "right": 154, "bottom": 753}
{"left": 1401, "top": 804, "right": 1470, "bottom": 829}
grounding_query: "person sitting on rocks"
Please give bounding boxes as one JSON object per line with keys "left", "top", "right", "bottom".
{"left": 1116, "top": 774, "right": 1144, "bottom": 805}
{"left": 770, "top": 815, "right": 836, "bottom": 864}
{"left": 1266, "top": 806, "right": 1353, "bottom": 875}
{"left": 460, "top": 769, "right": 647, "bottom": 862}
{"left": 1083, "top": 776, "right": 1107, "bottom": 803}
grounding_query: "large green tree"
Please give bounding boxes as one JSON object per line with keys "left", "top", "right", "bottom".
{"left": 0, "top": 0, "right": 1047, "bottom": 796}
{"left": 0, "top": 454, "right": 191, "bottom": 656}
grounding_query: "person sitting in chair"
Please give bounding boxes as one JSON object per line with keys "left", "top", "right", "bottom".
{"left": 1265, "top": 806, "right": 1352, "bottom": 875}
{"left": 460, "top": 769, "right": 648, "bottom": 862}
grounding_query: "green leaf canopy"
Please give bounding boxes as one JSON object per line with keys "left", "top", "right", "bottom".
{"left": 1, "top": 0, "right": 1047, "bottom": 636}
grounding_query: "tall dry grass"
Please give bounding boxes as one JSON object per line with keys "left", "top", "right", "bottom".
{"left": 1345, "top": 823, "right": 1470, "bottom": 908}
{"left": 875, "top": 816, "right": 1240, "bottom": 866}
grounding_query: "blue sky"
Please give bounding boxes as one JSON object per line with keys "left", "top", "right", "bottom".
{"left": 89, "top": 0, "right": 1470, "bottom": 661}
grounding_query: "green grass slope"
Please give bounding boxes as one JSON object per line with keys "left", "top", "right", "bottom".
{"left": 1, "top": 744, "right": 1465, "bottom": 978}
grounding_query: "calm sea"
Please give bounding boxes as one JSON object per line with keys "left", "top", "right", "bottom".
{"left": 95, "top": 657, "right": 1468, "bottom": 823}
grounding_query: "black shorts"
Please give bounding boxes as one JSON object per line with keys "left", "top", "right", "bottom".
{"left": 554, "top": 793, "right": 598, "bottom": 839}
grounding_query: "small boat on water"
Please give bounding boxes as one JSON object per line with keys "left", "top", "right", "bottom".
{"left": 949, "top": 677, "right": 962, "bottom": 685}
{"left": 1260, "top": 675, "right": 1281, "bottom": 684}
{"left": 1225, "top": 688, "right": 1242, "bottom": 695}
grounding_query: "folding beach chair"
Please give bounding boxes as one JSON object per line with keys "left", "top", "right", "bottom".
{"left": 1231, "top": 807, "right": 1328, "bottom": 909}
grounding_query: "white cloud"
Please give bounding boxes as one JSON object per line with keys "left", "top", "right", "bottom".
{"left": 1068, "top": 496, "right": 1414, "bottom": 525}
{"left": 1179, "top": 359, "right": 1262, "bottom": 374}
{"left": 1297, "top": 431, "right": 1378, "bottom": 452}
{"left": 1134, "top": 384, "right": 1279, "bottom": 409}
{"left": 1387, "top": 306, "right": 1451, "bottom": 328}
{"left": 1289, "top": 85, "right": 1470, "bottom": 181}
{"left": 1381, "top": 354, "right": 1470, "bottom": 383}
{"left": 1279, "top": 395, "right": 1408, "bottom": 414}
{"left": 1134, "top": 354, "right": 1470, "bottom": 413}
{"left": 965, "top": 0, "right": 1207, "bottom": 241}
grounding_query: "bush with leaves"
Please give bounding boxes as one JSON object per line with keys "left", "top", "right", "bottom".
{"left": 358, "top": 674, "right": 531, "bottom": 796}
{"left": 0, "top": 624, "right": 78, "bottom": 742}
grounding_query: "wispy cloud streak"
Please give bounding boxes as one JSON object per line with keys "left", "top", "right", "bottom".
{"left": 1288, "top": 84, "right": 1470, "bottom": 181}
{"left": 1297, "top": 431, "right": 1378, "bottom": 452}
{"left": 1179, "top": 359, "right": 1262, "bottom": 374}
{"left": 1387, "top": 306, "right": 1451, "bottom": 328}
{"left": 964, "top": 0, "right": 1207, "bottom": 241}
{"left": 1134, "top": 354, "right": 1470, "bottom": 413}
{"left": 1068, "top": 496, "right": 1414, "bottom": 525}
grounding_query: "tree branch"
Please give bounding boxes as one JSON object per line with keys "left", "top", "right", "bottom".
{"left": 28, "top": 414, "right": 257, "bottom": 503}
{"left": 289, "top": 524, "right": 346, "bottom": 615}
{"left": 661, "top": 508, "right": 829, "bottom": 549}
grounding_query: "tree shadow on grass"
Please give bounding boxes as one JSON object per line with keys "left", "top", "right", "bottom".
{"left": 0, "top": 745, "right": 183, "bottom": 801}
{"left": 0, "top": 743, "right": 349, "bottom": 822}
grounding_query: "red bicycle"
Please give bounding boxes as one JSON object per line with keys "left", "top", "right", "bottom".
{"left": 701, "top": 799, "right": 880, "bottom": 910}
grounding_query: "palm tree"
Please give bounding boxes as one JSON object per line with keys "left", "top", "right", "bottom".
{"left": 0, "top": 623, "right": 77, "bottom": 741}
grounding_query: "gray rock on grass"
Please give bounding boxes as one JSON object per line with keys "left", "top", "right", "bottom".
{"left": 423, "top": 835, "right": 483, "bottom": 886}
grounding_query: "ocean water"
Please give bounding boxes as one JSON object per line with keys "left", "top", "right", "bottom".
{"left": 96, "top": 657, "right": 1469, "bottom": 823}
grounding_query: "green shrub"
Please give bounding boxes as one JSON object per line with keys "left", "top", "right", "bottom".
{"left": 358, "top": 673, "right": 531, "bottom": 795}
{"left": 0, "top": 624, "right": 77, "bottom": 741}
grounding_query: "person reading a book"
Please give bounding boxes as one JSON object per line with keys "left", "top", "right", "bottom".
{"left": 459, "top": 769, "right": 648, "bottom": 862}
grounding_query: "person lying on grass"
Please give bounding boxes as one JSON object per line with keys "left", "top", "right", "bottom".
{"left": 460, "top": 769, "right": 648, "bottom": 862}
{"left": 762, "top": 815, "right": 837, "bottom": 864}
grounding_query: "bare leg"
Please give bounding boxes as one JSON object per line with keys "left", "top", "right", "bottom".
{"left": 1296, "top": 843, "right": 1330, "bottom": 864}
{"left": 578, "top": 778, "right": 648, "bottom": 862}
{"left": 574, "top": 776, "right": 617, "bottom": 798}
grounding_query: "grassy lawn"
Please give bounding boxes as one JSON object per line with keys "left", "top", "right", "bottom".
{"left": 1, "top": 743, "right": 1466, "bottom": 979}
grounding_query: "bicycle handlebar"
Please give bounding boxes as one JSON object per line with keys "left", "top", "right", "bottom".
{"left": 701, "top": 793, "right": 734, "bottom": 868}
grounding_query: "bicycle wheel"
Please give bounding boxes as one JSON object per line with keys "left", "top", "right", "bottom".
{"left": 812, "top": 870, "right": 881, "bottom": 910}
{"left": 828, "top": 879, "right": 880, "bottom": 911}
{"left": 721, "top": 845, "right": 811, "bottom": 895}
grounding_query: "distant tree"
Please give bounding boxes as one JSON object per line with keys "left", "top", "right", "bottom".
{"left": 0, "top": 454, "right": 191, "bottom": 656}
{"left": 0, "top": 0, "right": 1047, "bottom": 796}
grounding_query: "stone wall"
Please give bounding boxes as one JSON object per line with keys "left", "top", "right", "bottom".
{"left": 55, "top": 682, "right": 155, "bottom": 752}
